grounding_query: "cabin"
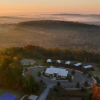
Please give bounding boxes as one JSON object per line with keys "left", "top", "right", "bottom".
{"left": 56, "top": 60, "right": 61, "bottom": 63}
{"left": 65, "top": 61, "right": 71, "bottom": 65}
{"left": 74, "top": 63, "right": 81, "bottom": 66}
{"left": 47, "top": 59, "right": 52, "bottom": 63}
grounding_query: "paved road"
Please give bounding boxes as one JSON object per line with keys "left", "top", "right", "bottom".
{"left": 37, "top": 86, "right": 50, "bottom": 100}
{"left": 25, "top": 66, "right": 95, "bottom": 100}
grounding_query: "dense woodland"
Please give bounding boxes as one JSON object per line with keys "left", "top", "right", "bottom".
{"left": 1, "top": 20, "right": 100, "bottom": 51}
{"left": 0, "top": 53, "right": 39, "bottom": 93}
{"left": 1, "top": 45, "right": 100, "bottom": 64}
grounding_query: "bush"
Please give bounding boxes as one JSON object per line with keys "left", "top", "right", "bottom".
{"left": 42, "top": 71, "right": 45, "bottom": 75}
{"left": 67, "top": 75, "right": 72, "bottom": 82}
{"left": 71, "top": 70, "right": 75, "bottom": 75}
{"left": 38, "top": 71, "right": 41, "bottom": 77}
{"left": 40, "top": 80, "right": 43, "bottom": 83}
{"left": 88, "top": 72, "right": 92, "bottom": 78}
{"left": 76, "top": 82, "right": 80, "bottom": 88}
{"left": 84, "top": 81, "right": 88, "bottom": 87}
{"left": 57, "top": 82, "right": 61, "bottom": 87}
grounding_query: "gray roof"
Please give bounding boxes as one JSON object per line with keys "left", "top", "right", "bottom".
{"left": 20, "top": 59, "right": 35, "bottom": 64}
{"left": 28, "top": 95, "right": 38, "bottom": 100}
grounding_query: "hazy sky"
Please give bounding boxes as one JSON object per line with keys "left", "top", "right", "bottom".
{"left": 0, "top": 0, "right": 100, "bottom": 14}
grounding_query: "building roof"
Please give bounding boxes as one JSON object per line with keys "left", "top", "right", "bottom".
{"left": 57, "top": 60, "right": 61, "bottom": 63}
{"left": 83, "top": 65, "right": 92, "bottom": 69}
{"left": 28, "top": 95, "right": 38, "bottom": 100}
{"left": 74, "top": 63, "right": 81, "bottom": 66}
{"left": 65, "top": 61, "right": 71, "bottom": 65}
{"left": 45, "top": 67, "right": 68, "bottom": 77}
{"left": 20, "top": 59, "right": 35, "bottom": 64}
{"left": 47, "top": 59, "right": 52, "bottom": 62}
{"left": 0, "top": 93, "right": 16, "bottom": 100}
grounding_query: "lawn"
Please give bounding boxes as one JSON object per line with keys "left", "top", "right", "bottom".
{"left": 91, "top": 66, "right": 100, "bottom": 78}
{"left": 0, "top": 89, "right": 22, "bottom": 100}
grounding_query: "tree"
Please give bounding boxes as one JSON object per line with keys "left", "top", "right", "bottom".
{"left": 76, "top": 82, "right": 80, "bottom": 88}
{"left": 38, "top": 71, "right": 41, "bottom": 77}
{"left": 57, "top": 82, "right": 61, "bottom": 87}
{"left": 22, "top": 75, "right": 40, "bottom": 94}
{"left": 71, "top": 70, "right": 75, "bottom": 75}
{"left": 88, "top": 72, "right": 92, "bottom": 78}
{"left": 26, "top": 72, "right": 31, "bottom": 78}
{"left": 92, "top": 85, "right": 100, "bottom": 100}
{"left": 87, "top": 92, "right": 93, "bottom": 100}
{"left": 84, "top": 81, "right": 88, "bottom": 87}
{"left": 81, "top": 97, "right": 85, "bottom": 100}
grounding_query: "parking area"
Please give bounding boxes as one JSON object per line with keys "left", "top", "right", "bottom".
{"left": 26, "top": 66, "right": 44, "bottom": 77}
{"left": 25, "top": 66, "right": 94, "bottom": 88}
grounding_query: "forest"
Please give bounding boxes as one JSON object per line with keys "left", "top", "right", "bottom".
{"left": 1, "top": 20, "right": 100, "bottom": 52}
{"left": 1, "top": 45, "right": 100, "bottom": 65}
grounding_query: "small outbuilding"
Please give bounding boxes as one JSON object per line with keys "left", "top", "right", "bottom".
{"left": 74, "top": 63, "right": 81, "bottom": 66}
{"left": 83, "top": 65, "right": 93, "bottom": 69}
{"left": 65, "top": 61, "right": 71, "bottom": 65}
{"left": 28, "top": 95, "right": 38, "bottom": 100}
{"left": 47, "top": 59, "right": 52, "bottom": 63}
{"left": 57, "top": 60, "right": 61, "bottom": 63}
{"left": 20, "top": 59, "right": 35, "bottom": 65}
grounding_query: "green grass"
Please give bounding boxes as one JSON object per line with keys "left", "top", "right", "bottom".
{"left": 91, "top": 67, "right": 100, "bottom": 78}
{"left": 0, "top": 89, "right": 21, "bottom": 100}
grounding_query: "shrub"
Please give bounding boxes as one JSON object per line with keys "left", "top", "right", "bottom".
{"left": 67, "top": 75, "right": 72, "bottom": 82}
{"left": 42, "top": 71, "right": 45, "bottom": 75}
{"left": 57, "top": 82, "right": 61, "bottom": 87}
{"left": 76, "top": 82, "right": 80, "bottom": 88}
{"left": 84, "top": 81, "right": 88, "bottom": 87}
{"left": 40, "top": 80, "right": 43, "bottom": 83}
{"left": 88, "top": 72, "right": 92, "bottom": 78}
{"left": 71, "top": 70, "right": 75, "bottom": 75}
{"left": 38, "top": 71, "right": 41, "bottom": 77}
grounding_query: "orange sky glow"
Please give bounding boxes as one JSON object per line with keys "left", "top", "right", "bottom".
{"left": 0, "top": 0, "right": 100, "bottom": 14}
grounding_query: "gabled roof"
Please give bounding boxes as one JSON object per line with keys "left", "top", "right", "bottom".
{"left": 74, "top": 63, "right": 81, "bottom": 66}
{"left": 47, "top": 59, "right": 52, "bottom": 62}
{"left": 57, "top": 60, "right": 61, "bottom": 63}
{"left": 28, "top": 95, "right": 38, "bottom": 100}
{"left": 83, "top": 65, "right": 92, "bottom": 68}
{"left": 45, "top": 67, "right": 68, "bottom": 77}
{"left": 65, "top": 61, "right": 71, "bottom": 65}
{"left": 20, "top": 59, "right": 35, "bottom": 64}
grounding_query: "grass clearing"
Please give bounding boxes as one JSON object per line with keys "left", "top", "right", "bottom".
{"left": 91, "top": 66, "right": 100, "bottom": 78}
{"left": 0, "top": 88, "right": 21, "bottom": 100}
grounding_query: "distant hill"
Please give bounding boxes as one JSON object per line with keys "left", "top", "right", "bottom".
{"left": 1, "top": 20, "right": 100, "bottom": 52}
{"left": 18, "top": 20, "right": 99, "bottom": 28}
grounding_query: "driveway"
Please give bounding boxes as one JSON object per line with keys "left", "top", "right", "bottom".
{"left": 37, "top": 86, "right": 50, "bottom": 100}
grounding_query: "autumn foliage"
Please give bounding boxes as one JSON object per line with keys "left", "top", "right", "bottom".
{"left": 92, "top": 85, "right": 100, "bottom": 100}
